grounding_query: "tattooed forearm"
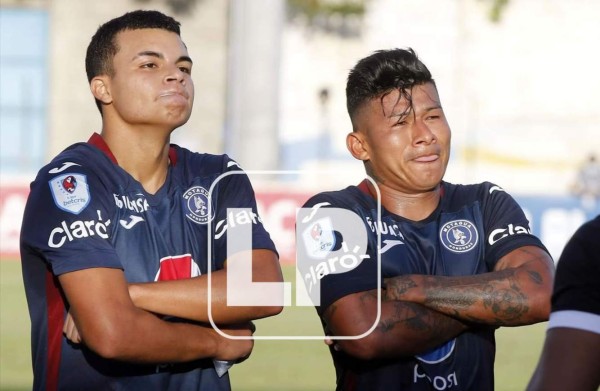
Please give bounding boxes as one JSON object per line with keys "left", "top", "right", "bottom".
{"left": 377, "top": 300, "right": 468, "bottom": 354}
{"left": 417, "top": 269, "right": 529, "bottom": 325}
{"left": 384, "top": 278, "right": 417, "bottom": 300}
{"left": 384, "top": 256, "right": 551, "bottom": 326}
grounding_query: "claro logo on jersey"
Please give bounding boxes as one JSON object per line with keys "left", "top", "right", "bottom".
{"left": 49, "top": 173, "right": 90, "bottom": 214}
{"left": 488, "top": 223, "right": 531, "bottom": 245}
{"left": 439, "top": 219, "right": 478, "bottom": 253}
{"left": 214, "top": 209, "right": 263, "bottom": 239}
{"left": 48, "top": 210, "right": 111, "bottom": 248}
{"left": 183, "top": 186, "right": 212, "bottom": 224}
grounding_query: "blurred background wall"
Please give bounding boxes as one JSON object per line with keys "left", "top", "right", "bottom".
{"left": 1, "top": 0, "right": 599, "bottom": 260}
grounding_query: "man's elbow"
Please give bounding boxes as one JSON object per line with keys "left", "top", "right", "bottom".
{"left": 337, "top": 338, "right": 380, "bottom": 360}
{"left": 529, "top": 286, "right": 552, "bottom": 323}
{"left": 336, "top": 333, "right": 413, "bottom": 361}
{"left": 252, "top": 305, "right": 284, "bottom": 319}
{"left": 81, "top": 316, "right": 139, "bottom": 360}
{"left": 84, "top": 325, "right": 130, "bottom": 360}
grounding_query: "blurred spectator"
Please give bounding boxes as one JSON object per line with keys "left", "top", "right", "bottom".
{"left": 571, "top": 153, "right": 600, "bottom": 208}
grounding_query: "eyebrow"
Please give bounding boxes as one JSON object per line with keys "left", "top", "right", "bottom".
{"left": 388, "top": 105, "right": 442, "bottom": 119}
{"left": 133, "top": 51, "right": 193, "bottom": 64}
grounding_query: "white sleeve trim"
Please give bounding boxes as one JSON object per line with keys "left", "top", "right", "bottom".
{"left": 548, "top": 310, "right": 600, "bottom": 334}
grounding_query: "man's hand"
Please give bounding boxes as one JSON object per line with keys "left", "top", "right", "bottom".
{"left": 213, "top": 322, "right": 255, "bottom": 362}
{"left": 63, "top": 311, "right": 81, "bottom": 344}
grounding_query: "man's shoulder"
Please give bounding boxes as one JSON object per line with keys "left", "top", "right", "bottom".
{"left": 171, "top": 145, "right": 239, "bottom": 174}
{"left": 35, "top": 142, "right": 108, "bottom": 181}
{"left": 303, "top": 185, "right": 368, "bottom": 208}
{"left": 443, "top": 181, "right": 509, "bottom": 204}
{"left": 443, "top": 180, "right": 500, "bottom": 195}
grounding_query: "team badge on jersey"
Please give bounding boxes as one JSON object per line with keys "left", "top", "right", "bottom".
{"left": 183, "top": 186, "right": 212, "bottom": 224}
{"left": 48, "top": 173, "right": 90, "bottom": 214}
{"left": 302, "top": 217, "right": 336, "bottom": 259}
{"left": 439, "top": 219, "right": 478, "bottom": 253}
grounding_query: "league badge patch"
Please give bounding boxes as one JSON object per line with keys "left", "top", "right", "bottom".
{"left": 439, "top": 219, "right": 478, "bottom": 253}
{"left": 49, "top": 173, "right": 90, "bottom": 214}
{"left": 183, "top": 186, "right": 212, "bottom": 224}
{"left": 302, "top": 217, "right": 336, "bottom": 259}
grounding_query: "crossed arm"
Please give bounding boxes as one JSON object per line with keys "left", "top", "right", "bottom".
{"left": 325, "top": 245, "right": 554, "bottom": 360}
{"left": 60, "top": 267, "right": 254, "bottom": 363}
{"left": 61, "top": 249, "right": 283, "bottom": 362}
{"left": 127, "top": 249, "right": 284, "bottom": 323}
{"left": 384, "top": 246, "right": 554, "bottom": 326}
{"left": 323, "top": 289, "right": 469, "bottom": 360}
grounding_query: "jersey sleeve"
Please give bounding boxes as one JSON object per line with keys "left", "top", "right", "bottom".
{"left": 298, "top": 191, "right": 378, "bottom": 314}
{"left": 480, "top": 182, "right": 549, "bottom": 270}
{"left": 211, "top": 157, "right": 277, "bottom": 267}
{"left": 20, "top": 159, "right": 121, "bottom": 276}
{"left": 549, "top": 216, "right": 600, "bottom": 334}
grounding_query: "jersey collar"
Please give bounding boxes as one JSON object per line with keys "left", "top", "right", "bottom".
{"left": 356, "top": 179, "right": 446, "bottom": 198}
{"left": 87, "top": 132, "right": 178, "bottom": 166}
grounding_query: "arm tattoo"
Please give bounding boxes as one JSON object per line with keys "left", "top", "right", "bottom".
{"left": 385, "top": 278, "right": 417, "bottom": 300}
{"left": 421, "top": 268, "right": 529, "bottom": 325}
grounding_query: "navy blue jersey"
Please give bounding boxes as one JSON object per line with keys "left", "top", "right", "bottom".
{"left": 298, "top": 180, "right": 548, "bottom": 391}
{"left": 548, "top": 214, "right": 600, "bottom": 334}
{"left": 20, "top": 133, "right": 277, "bottom": 391}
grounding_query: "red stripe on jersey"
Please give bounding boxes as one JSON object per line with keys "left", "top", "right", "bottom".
{"left": 45, "top": 270, "right": 64, "bottom": 391}
{"left": 357, "top": 179, "right": 371, "bottom": 196}
{"left": 87, "top": 133, "right": 118, "bottom": 164}
{"left": 157, "top": 255, "right": 192, "bottom": 281}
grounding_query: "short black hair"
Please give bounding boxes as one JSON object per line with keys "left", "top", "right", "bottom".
{"left": 346, "top": 48, "right": 434, "bottom": 126}
{"left": 85, "top": 10, "right": 182, "bottom": 113}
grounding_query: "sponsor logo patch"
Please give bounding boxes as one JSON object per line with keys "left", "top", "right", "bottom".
{"left": 49, "top": 173, "right": 90, "bottom": 214}
{"left": 183, "top": 186, "right": 212, "bottom": 224}
{"left": 302, "top": 217, "right": 336, "bottom": 259}
{"left": 439, "top": 219, "right": 478, "bottom": 253}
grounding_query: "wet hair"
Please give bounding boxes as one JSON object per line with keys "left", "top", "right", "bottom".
{"left": 346, "top": 48, "right": 434, "bottom": 127}
{"left": 85, "top": 10, "right": 181, "bottom": 113}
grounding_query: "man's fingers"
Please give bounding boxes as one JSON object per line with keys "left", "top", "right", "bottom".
{"left": 63, "top": 312, "right": 82, "bottom": 344}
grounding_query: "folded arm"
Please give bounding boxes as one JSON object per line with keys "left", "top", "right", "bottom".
{"left": 385, "top": 246, "right": 555, "bottom": 326}
{"left": 60, "top": 267, "right": 253, "bottom": 363}
{"left": 128, "top": 249, "right": 284, "bottom": 324}
{"left": 323, "top": 288, "right": 469, "bottom": 360}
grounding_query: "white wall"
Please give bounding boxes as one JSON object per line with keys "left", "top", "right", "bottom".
{"left": 279, "top": 0, "right": 600, "bottom": 196}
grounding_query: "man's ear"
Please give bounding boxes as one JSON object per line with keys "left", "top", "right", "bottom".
{"left": 90, "top": 76, "right": 112, "bottom": 104}
{"left": 346, "top": 131, "right": 370, "bottom": 161}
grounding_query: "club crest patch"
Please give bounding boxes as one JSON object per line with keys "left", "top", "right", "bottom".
{"left": 49, "top": 173, "right": 90, "bottom": 214}
{"left": 302, "top": 217, "right": 336, "bottom": 259}
{"left": 183, "top": 186, "right": 212, "bottom": 224}
{"left": 439, "top": 219, "right": 478, "bottom": 253}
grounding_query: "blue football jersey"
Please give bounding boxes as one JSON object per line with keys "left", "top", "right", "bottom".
{"left": 298, "top": 180, "right": 548, "bottom": 391}
{"left": 548, "top": 214, "right": 600, "bottom": 334}
{"left": 20, "top": 133, "right": 277, "bottom": 391}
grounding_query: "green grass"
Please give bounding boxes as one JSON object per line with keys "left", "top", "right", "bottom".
{"left": 1, "top": 261, "right": 547, "bottom": 390}
{"left": 0, "top": 260, "right": 32, "bottom": 391}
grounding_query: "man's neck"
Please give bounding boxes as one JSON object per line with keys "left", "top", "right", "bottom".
{"left": 370, "top": 181, "right": 441, "bottom": 221}
{"left": 100, "top": 125, "right": 172, "bottom": 195}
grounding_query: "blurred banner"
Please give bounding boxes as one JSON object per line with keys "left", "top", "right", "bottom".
{"left": 2, "top": 185, "right": 598, "bottom": 262}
